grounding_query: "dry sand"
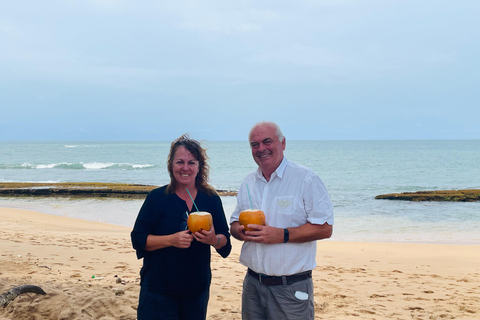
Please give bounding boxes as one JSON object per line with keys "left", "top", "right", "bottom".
{"left": 1, "top": 207, "right": 479, "bottom": 319}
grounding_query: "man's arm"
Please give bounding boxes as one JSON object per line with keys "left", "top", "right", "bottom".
{"left": 288, "top": 222, "right": 332, "bottom": 242}
{"left": 243, "top": 222, "right": 332, "bottom": 244}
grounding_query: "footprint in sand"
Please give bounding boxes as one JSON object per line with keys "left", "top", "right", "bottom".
{"left": 114, "top": 265, "right": 128, "bottom": 270}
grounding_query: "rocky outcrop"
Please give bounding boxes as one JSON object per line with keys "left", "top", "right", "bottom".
{"left": 375, "top": 189, "right": 480, "bottom": 202}
{"left": 0, "top": 183, "right": 237, "bottom": 199}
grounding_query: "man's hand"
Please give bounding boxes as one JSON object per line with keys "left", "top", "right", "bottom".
{"left": 231, "top": 221, "right": 333, "bottom": 244}
{"left": 230, "top": 221, "right": 248, "bottom": 241}
{"left": 244, "top": 224, "right": 283, "bottom": 244}
{"left": 231, "top": 221, "right": 283, "bottom": 244}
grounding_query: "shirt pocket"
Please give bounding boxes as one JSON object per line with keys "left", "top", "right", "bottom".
{"left": 274, "top": 196, "right": 295, "bottom": 215}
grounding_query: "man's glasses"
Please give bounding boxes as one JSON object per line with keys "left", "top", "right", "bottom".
{"left": 180, "top": 211, "right": 189, "bottom": 231}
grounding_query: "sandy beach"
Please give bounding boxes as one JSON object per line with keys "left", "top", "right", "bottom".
{"left": 1, "top": 207, "right": 479, "bottom": 319}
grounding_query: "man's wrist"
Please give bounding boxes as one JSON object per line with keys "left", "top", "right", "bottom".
{"left": 283, "top": 228, "right": 289, "bottom": 243}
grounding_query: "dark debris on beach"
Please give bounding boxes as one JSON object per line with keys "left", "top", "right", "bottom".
{"left": 375, "top": 189, "right": 480, "bottom": 202}
{"left": 0, "top": 182, "right": 238, "bottom": 199}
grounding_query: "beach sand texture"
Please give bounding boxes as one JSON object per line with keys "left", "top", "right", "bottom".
{"left": 1, "top": 207, "right": 479, "bottom": 319}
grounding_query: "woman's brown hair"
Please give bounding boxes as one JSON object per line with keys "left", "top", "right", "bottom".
{"left": 165, "top": 134, "right": 216, "bottom": 195}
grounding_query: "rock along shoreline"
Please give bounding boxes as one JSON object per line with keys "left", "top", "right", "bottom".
{"left": 375, "top": 189, "right": 480, "bottom": 202}
{"left": 0, "top": 182, "right": 238, "bottom": 199}
{"left": 2, "top": 183, "right": 478, "bottom": 202}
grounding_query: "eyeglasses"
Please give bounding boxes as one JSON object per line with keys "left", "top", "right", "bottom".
{"left": 180, "top": 211, "right": 189, "bottom": 231}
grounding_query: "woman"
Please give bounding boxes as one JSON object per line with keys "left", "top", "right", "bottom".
{"left": 131, "top": 134, "right": 232, "bottom": 319}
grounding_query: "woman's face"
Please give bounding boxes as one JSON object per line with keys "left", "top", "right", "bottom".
{"left": 171, "top": 146, "right": 199, "bottom": 189}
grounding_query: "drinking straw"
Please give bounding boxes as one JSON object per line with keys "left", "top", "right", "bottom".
{"left": 246, "top": 184, "right": 253, "bottom": 210}
{"left": 186, "top": 188, "right": 200, "bottom": 212}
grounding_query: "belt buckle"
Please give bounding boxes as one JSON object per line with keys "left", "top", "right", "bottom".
{"left": 258, "top": 273, "right": 263, "bottom": 284}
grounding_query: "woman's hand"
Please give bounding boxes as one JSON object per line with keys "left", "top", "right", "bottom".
{"left": 170, "top": 230, "right": 194, "bottom": 248}
{"left": 146, "top": 231, "right": 193, "bottom": 251}
{"left": 192, "top": 224, "right": 218, "bottom": 245}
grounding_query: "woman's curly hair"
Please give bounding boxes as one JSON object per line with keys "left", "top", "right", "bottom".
{"left": 165, "top": 134, "right": 216, "bottom": 195}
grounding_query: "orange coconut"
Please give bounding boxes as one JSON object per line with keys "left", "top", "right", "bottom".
{"left": 239, "top": 209, "right": 265, "bottom": 231}
{"left": 187, "top": 211, "right": 213, "bottom": 233}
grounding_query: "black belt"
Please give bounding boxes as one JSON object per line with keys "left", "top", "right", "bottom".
{"left": 248, "top": 268, "right": 312, "bottom": 286}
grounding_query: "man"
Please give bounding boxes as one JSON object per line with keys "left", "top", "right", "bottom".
{"left": 230, "top": 121, "right": 334, "bottom": 320}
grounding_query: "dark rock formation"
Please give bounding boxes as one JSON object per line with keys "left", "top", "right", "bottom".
{"left": 0, "top": 183, "right": 237, "bottom": 199}
{"left": 375, "top": 189, "right": 480, "bottom": 202}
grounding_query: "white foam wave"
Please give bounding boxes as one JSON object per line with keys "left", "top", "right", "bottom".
{"left": 1, "top": 162, "right": 156, "bottom": 170}
{"left": 132, "top": 164, "right": 155, "bottom": 169}
{"left": 83, "top": 162, "right": 115, "bottom": 170}
{"left": 64, "top": 145, "right": 99, "bottom": 148}
{"left": 36, "top": 164, "right": 57, "bottom": 169}
{"left": 82, "top": 162, "right": 156, "bottom": 170}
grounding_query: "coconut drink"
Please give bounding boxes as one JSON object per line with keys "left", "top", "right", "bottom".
{"left": 239, "top": 209, "right": 265, "bottom": 231}
{"left": 187, "top": 211, "right": 213, "bottom": 233}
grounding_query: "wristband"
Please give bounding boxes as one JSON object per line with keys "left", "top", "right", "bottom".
{"left": 212, "top": 236, "right": 221, "bottom": 248}
{"left": 283, "top": 228, "right": 289, "bottom": 243}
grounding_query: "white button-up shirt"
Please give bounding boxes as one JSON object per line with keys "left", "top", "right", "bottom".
{"left": 230, "top": 157, "right": 334, "bottom": 276}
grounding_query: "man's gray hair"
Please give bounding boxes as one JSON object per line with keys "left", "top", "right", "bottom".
{"left": 249, "top": 121, "right": 285, "bottom": 142}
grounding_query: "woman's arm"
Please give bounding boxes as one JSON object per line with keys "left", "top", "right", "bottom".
{"left": 145, "top": 231, "right": 194, "bottom": 251}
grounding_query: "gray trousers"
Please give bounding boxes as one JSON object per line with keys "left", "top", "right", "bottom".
{"left": 241, "top": 272, "right": 315, "bottom": 320}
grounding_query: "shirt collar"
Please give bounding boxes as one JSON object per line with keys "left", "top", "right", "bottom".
{"left": 276, "top": 156, "right": 288, "bottom": 178}
{"left": 255, "top": 157, "right": 288, "bottom": 181}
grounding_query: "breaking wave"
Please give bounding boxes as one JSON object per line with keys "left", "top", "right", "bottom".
{"left": 0, "top": 162, "right": 157, "bottom": 170}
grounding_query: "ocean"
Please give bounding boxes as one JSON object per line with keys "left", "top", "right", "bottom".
{"left": 1, "top": 140, "right": 479, "bottom": 244}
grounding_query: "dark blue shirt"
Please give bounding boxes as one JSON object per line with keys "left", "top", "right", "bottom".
{"left": 131, "top": 186, "right": 232, "bottom": 296}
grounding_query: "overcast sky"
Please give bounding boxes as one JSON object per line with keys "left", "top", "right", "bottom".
{"left": 1, "top": 1, "right": 479, "bottom": 141}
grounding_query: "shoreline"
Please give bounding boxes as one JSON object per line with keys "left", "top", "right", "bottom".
{"left": 1, "top": 196, "right": 479, "bottom": 246}
{"left": 1, "top": 207, "right": 479, "bottom": 319}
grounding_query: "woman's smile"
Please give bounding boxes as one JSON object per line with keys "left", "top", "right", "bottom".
{"left": 172, "top": 146, "right": 199, "bottom": 188}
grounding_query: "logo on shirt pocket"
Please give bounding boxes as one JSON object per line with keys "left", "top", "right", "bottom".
{"left": 275, "top": 197, "right": 294, "bottom": 215}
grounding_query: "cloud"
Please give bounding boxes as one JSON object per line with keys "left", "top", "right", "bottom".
{"left": 251, "top": 44, "right": 342, "bottom": 67}
{"left": 1, "top": 1, "right": 479, "bottom": 140}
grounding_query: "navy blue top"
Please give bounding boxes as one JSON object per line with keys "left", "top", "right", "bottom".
{"left": 131, "top": 186, "right": 232, "bottom": 296}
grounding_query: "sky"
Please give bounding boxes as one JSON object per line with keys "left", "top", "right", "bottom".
{"left": 1, "top": 1, "right": 479, "bottom": 141}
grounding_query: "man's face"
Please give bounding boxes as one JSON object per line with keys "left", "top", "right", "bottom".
{"left": 249, "top": 124, "right": 286, "bottom": 175}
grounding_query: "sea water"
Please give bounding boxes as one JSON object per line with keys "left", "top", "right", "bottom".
{"left": 1, "top": 140, "right": 479, "bottom": 244}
